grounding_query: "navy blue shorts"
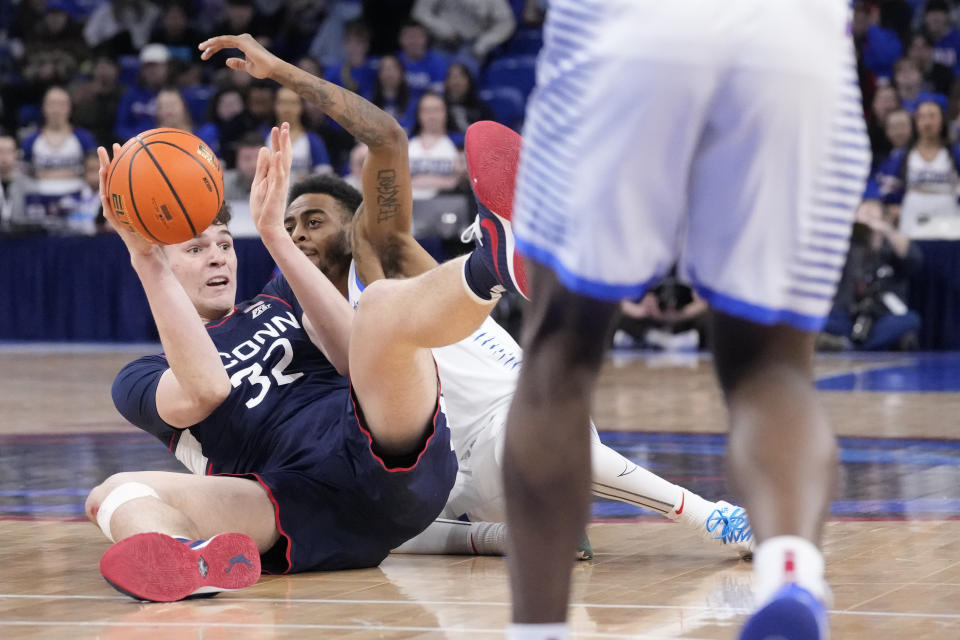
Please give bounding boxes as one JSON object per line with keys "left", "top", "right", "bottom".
{"left": 226, "top": 386, "right": 457, "bottom": 574}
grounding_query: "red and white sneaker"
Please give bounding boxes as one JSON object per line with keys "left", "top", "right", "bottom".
{"left": 100, "top": 532, "right": 261, "bottom": 602}
{"left": 462, "top": 120, "right": 529, "bottom": 299}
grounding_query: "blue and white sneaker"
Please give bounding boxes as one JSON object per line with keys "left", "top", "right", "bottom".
{"left": 461, "top": 120, "right": 529, "bottom": 299}
{"left": 100, "top": 532, "right": 261, "bottom": 602}
{"left": 740, "top": 584, "right": 830, "bottom": 640}
{"left": 703, "top": 500, "right": 754, "bottom": 556}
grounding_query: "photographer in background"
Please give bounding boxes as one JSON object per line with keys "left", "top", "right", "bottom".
{"left": 819, "top": 200, "right": 923, "bottom": 351}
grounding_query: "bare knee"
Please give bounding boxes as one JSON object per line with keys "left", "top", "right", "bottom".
{"left": 711, "top": 312, "right": 817, "bottom": 397}
{"left": 85, "top": 472, "right": 153, "bottom": 522}
{"left": 354, "top": 278, "right": 400, "bottom": 320}
{"left": 519, "top": 264, "right": 619, "bottom": 400}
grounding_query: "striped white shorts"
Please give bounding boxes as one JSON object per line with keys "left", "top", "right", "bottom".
{"left": 514, "top": 0, "right": 871, "bottom": 331}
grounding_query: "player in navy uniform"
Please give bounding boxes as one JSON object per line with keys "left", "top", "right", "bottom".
{"left": 85, "top": 122, "right": 463, "bottom": 602}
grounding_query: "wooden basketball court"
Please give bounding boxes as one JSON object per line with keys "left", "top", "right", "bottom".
{"left": 2, "top": 346, "right": 959, "bottom": 638}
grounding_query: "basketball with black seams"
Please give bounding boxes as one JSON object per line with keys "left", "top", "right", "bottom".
{"left": 106, "top": 128, "right": 225, "bottom": 245}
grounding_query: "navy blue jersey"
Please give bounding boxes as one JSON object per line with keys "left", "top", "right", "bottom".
{"left": 112, "top": 275, "right": 458, "bottom": 572}
{"left": 113, "top": 275, "right": 346, "bottom": 475}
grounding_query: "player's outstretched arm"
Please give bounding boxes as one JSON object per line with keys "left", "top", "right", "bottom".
{"left": 198, "top": 34, "right": 435, "bottom": 282}
{"left": 252, "top": 124, "right": 353, "bottom": 374}
{"left": 97, "top": 147, "right": 231, "bottom": 427}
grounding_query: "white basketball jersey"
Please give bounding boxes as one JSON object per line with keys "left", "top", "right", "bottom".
{"left": 900, "top": 148, "right": 960, "bottom": 237}
{"left": 347, "top": 260, "right": 520, "bottom": 454}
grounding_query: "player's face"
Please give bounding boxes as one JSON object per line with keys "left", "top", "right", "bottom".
{"left": 165, "top": 225, "right": 238, "bottom": 322}
{"left": 285, "top": 193, "right": 352, "bottom": 280}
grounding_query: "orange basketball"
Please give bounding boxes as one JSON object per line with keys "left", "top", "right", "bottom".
{"left": 106, "top": 128, "right": 225, "bottom": 245}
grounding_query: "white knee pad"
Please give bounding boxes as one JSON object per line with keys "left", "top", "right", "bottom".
{"left": 95, "top": 482, "right": 160, "bottom": 542}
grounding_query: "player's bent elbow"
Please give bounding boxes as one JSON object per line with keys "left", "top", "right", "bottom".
{"left": 372, "top": 119, "right": 408, "bottom": 151}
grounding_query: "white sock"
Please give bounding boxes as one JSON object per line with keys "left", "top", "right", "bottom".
{"left": 507, "top": 623, "right": 569, "bottom": 640}
{"left": 589, "top": 426, "right": 682, "bottom": 515}
{"left": 753, "top": 535, "right": 829, "bottom": 606}
{"left": 391, "top": 519, "right": 506, "bottom": 555}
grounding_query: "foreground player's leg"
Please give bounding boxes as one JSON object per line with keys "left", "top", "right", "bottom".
{"left": 85, "top": 471, "right": 275, "bottom": 601}
{"left": 503, "top": 262, "right": 618, "bottom": 631}
{"left": 712, "top": 314, "right": 834, "bottom": 638}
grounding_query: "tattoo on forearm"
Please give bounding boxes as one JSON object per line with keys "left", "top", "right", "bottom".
{"left": 376, "top": 169, "right": 400, "bottom": 223}
{"left": 288, "top": 71, "right": 391, "bottom": 147}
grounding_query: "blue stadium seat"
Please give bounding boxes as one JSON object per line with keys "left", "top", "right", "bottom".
{"left": 502, "top": 28, "right": 543, "bottom": 56}
{"left": 478, "top": 87, "right": 525, "bottom": 131}
{"left": 482, "top": 55, "right": 538, "bottom": 100}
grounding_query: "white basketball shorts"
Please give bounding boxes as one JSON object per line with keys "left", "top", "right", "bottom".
{"left": 514, "top": 0, "right": 871, "bottom": 331}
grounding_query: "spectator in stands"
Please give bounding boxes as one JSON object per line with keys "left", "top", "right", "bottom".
{"left": 344, "top": 142, "right": 368, "bottom": 191}
{"left": 885, "top": 108, "right": 915, "bottom": 153}
{"left": 216, "top": 0, "right": 272, "bottom": 46}
{"left": 222, "top": 132, "right": 262, "bottom": 236}
{"left": 397, "top": 20, "right": 449, "bottom": 99}
{"left": 21, "top": 86, "right": 96, "bottom": 230}
{"left": 613, "top": 274, "right": 710, "bottom": 351}
{"left": 308, "top": 0, "right": 364, "bottom": 66}
{"left": 150, "top": 2, "right": 203, "bottom": 66}
{"left": 444, "top": 62, "right": 494, "bottom": 147}
{"left": 264, "top": 87, "right": 332, "bottom": 180}
{"left": 878, "top": 100, "right": 960, "bottom": 237}
{"left": 924, "top": 0, "right": 960, "bottom": 76}
{"left": 83, "top": 0, "right": 161, "bottom": 56}
{"left": 71, "top": 57, "right": 123, "bottom": 147}
{"left": 270, "top": 0, "right": 330, "bottom": 62}
{"left": 820, "top": 200, "right": 922, "bottom": 351}
{"left": 5, "top": 48, "right": 77, "bottom": 133}
{"left": 868, "top": 84, "right": 902, "bottom": 162}
{"left": 908, "top": 32, "right": 954, "bottom": 96}
{"left": 196, "top": 87, "right": 255, "bottom": 168}
{"left": 0, "top": 135, "right": 28, "bottom": 230}
{"left": 322, "top": 19, "right": 377, "bottom": 100}
{"left": 412, "top": 0, "right": 516, "bottom": 74}
{"left": 371, "top": 55, "right": 417, "bottom": 133}
{"left": 246, "top": 79, "right": 276, "bottom": 130}
{"left": 57, "top": 151, "right": 102, "bottom": 235}
{"left": 852, "top": 0, "right": 903, "bottom": 81}
{"left": 408, "top": 92, "right": 466, "bottom": 199}
{"left": 154, "top": 87, "right": 193, "bottom": 132}
{"left": 114, "top": 43, "right": 170, "bottom": 141}
{"left": 894, "top": 57, "right": 947, "bottom": 113}
{"left": 23, "top": 0, "right": 89, "bottom": 64}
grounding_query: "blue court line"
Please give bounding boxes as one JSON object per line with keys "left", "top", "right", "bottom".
{"left": 0, "top": 504, "right": 85, "bottom": 514}
{"left": 0, "top": 489, "right": 90, "bottom": 497}
{"left": 593, "top": 498, "right": 960, "bottom": 518}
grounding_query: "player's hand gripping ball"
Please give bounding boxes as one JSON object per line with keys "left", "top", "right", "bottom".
{"left": 106, "top": 128, "right": 225, "bottom": 245}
